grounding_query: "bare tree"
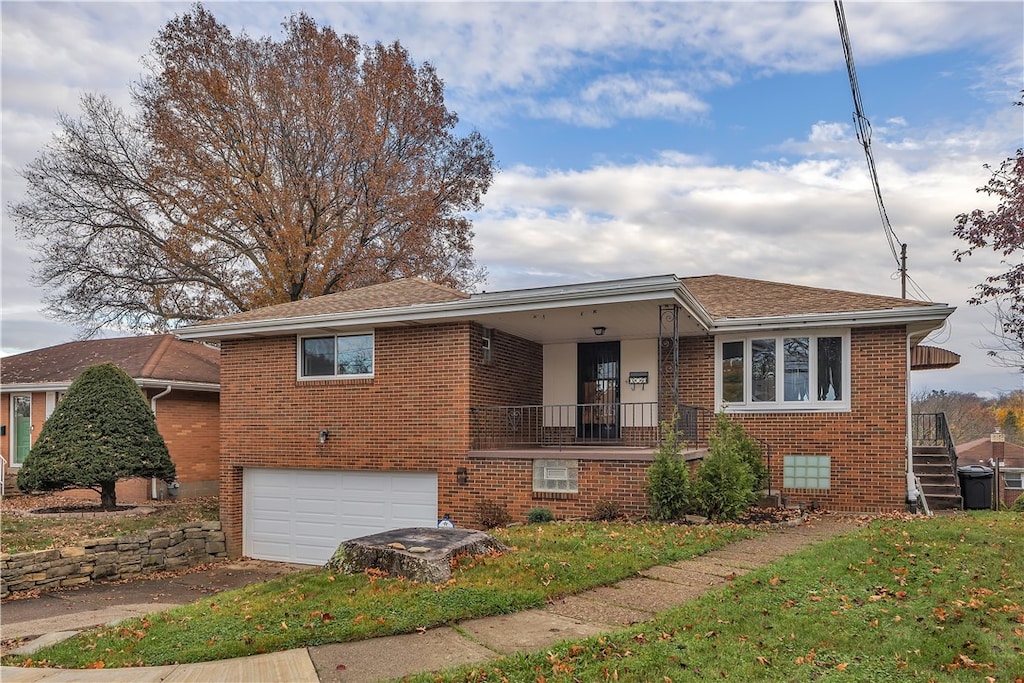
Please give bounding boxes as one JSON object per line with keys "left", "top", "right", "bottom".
{"left": 12, "top": 6, "right": 495, "bottom": 334}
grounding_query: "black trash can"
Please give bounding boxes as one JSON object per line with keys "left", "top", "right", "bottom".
{"left": 958, "top": 465, "right": 993, "bottom": 510}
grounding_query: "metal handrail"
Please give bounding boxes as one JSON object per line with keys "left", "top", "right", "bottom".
{"left": 470, "top": 402, "right": 715, "bottom": 451}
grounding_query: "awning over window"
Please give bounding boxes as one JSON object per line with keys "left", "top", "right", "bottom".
{"left": 911, "top": 345, "right": 961, "bottom": 370}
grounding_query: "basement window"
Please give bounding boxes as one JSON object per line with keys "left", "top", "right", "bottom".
{"left": 533, "top": 459, "right": 579, "bottom": 493}
{"left": 783, "top": 455, "right": 831, "bottom": 490}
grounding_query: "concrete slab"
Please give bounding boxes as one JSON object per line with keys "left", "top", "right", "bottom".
{"left": 544, "top": 594, "right": 652, "bottom": 626}
{"left": 0, "top": 667, "right": 52, "bottom": 683}
{"left": 0, "top": 665, "right": 177, "bottom": 682}
{"left": 459, "top": 610, "right": 607, "bottom": 655}
{"left": 162, "top": 649, "right": 318, "bottom": 683}
{"left": 676, "top": 557, "right": 750, "bottom": 578}
{"left": 5, "top": 632, "right": 82, "bottom": 656}
{"left": 701, "top": 550, "right": 766, "bottom": 569}
{"left": 2, "top": 603, "right": 182, "bottom": 641}
{"left": 585, "top": 578, "right": 708, "bottom": 614}
{"left": 641, "top": 565, "right": 730, "bottom": 588}
{"left": 309, "top": 626, "right": 496, "bottom": 682}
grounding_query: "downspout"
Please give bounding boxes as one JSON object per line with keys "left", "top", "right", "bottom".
{"left": 150, "top": 385, "right": 173, "bottom": 500}
{"left": 905, "top": 335, "right": 918, "bottom": 510}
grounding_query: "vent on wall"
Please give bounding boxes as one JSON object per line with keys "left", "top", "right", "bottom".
{"left": 481, "top": 328, "right": 493, "bottom": 364}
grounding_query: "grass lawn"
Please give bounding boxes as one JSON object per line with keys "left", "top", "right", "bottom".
{"left": 414, "top": 512, "right": 1024, "bottom": 682}
{"left": 2, "top": 522, "right": 754, "bottom": 668}
{"left": 0, "top": 496, "right": 219, "bottom": 554}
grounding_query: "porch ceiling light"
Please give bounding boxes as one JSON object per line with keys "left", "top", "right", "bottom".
{"left": 593, "top": 326, "right": 606, "bottom": 336}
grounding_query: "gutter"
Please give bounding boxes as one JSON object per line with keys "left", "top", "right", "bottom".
{"left": 150, "top": 385, "right": 172, "bottom": 501}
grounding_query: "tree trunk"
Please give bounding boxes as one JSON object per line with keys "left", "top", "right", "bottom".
{"left": 100, "top": 481, "right": 117, "bottom": 511}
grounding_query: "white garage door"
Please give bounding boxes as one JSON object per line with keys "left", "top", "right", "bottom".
{"left": 243, "top": 468, "right": 438, "bottom": 565}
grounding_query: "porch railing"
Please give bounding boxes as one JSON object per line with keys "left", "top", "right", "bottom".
{"left": 911, "top": 412, "right": 957, "bottom": 470}
{"left": 469, "top": 402, "right": 714, "bottom": 451}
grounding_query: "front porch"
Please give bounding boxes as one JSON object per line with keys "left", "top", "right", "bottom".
{"left": 468, "top": 402, "right": 714, "bottom": 458}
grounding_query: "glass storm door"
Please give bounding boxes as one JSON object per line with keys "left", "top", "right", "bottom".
{"left": 577, "top": 341, "right": 620, "bottom": 441}
{"left": 13, "top": 394, "right": 31, "bottom": 465}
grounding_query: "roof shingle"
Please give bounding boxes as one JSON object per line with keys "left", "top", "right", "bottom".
{"left": 0, "top": 335, "right": 219, "bottom": 386}
{"left": 681, "top": 274, "right": 932, "bottom": 319}
{"left": 189, "top": 278, "right": 469, "bottom": 327}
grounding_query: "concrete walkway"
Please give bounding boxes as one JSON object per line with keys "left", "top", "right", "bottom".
{"left": 1, "top": 515, "right": 863, "bottom": 683}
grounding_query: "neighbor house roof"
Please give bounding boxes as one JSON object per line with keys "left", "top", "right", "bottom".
{"left": 956, "top": 436, "right": 1024, "bottom": 468}
{"left": 0, "top": 335, "right": 220, "bottom": 391}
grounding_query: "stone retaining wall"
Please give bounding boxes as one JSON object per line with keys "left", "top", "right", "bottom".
{"left": 0, "top": 522, "right": 226, "bottom": 599}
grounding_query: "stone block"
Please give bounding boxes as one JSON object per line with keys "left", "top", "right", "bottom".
{"left": 61, "top": 576, "right": 92, "bottom": 588}
{"left": 46, "top": 564, "right": 77, "bottom": 579}
{"left": 150, "top": 537, "right": 171, "bottom": 550}
{"left": 206, "top": 541, "right": 226, "bottom": 555}
{"left": 60, "top": 547, "right": 87, "bottom": 558}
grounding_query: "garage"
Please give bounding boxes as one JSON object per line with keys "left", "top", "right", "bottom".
{"left": 243, "top": 468, "right": 438, "bottom": 564}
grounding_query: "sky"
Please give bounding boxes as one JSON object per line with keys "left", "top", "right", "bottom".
{"left": 2, "top": 1, "right": 1022, "bottom": 397}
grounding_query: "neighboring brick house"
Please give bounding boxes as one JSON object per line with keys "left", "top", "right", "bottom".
{"left": 1, "top": 335, "right": 220, "bottom": 501}
{"left": 956, "top": 434, "right": 1024, "bottom": 508}
{"left": 178, "top": 274, "right": 954, "bottom": 564}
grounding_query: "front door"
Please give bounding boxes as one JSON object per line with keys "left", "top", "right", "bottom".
{"left": 577, "top": 341, "right": 620, "bottom": 441}
{"left": 13, "top": 394, "right": 31, "bottom": 466}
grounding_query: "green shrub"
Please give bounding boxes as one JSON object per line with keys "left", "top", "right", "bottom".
{"left": 526, "top": 507, "right": 555, "bottom": 524}
{"left": 646, "top": 416, "right": 691, "bottom": 521}
{"left": 17, "top": 362, "right": 175, "bottom": 510}
{"left": 1011, "top": 495, "right": 1024, "bottom": 513}
{"left": 474, "top": 499, "right": 512, "bottom": 529}
{"left": 591, "top": 499, "right": 623, "bottom": 521}
{"left": 691, "top": 414, "right": 760, "bottom": 521}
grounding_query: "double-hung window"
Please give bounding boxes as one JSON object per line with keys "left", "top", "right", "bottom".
{"left": 299, "top": 333, "right": 374, "bottom": 379}
{"left": 717, "top": 331, "right": 849, "bottom": 411}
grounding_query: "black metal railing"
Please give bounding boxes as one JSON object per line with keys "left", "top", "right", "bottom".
{"left": 912, "top": 412, "right": 957, "bottom": 470}
{"left": 470, "top": 402, "right": 715, "bottom": 451}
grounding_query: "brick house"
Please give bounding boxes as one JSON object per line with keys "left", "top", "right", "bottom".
{"left": 956, "top": 434, "right": 1024, "bottom": 508}
{"left": 1, "top": 335, "right": 220, "bottom": 501}
{"left": 178, "top": 274, "right": 954, "bottom": 564}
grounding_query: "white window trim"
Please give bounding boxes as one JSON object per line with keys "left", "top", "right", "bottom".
{"left": 715, "top": 329, "right": 851, "bottom": 413}
{"left": 296, "top": 332, "right": 375, "bottom": 381}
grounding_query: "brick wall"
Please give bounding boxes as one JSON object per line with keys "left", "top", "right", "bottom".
{"left": 219, "top": 323, "right": 476, "bottom": 557}
{"left": 673, "top": 326, "right": 910, "bottom": 512}
{"left": 1, "top": 389, "right": 219, "bottom": 501}
{"left": 219, "top": 322, "right": 916, "bottom": 557}
{"left": 151, "top": 390, "right": 220, "bottom": 497}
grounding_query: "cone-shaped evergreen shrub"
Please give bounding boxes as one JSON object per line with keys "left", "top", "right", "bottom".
{"left": 17, "top": 362, "right": 175, "bottom": 510}
{"left": 646, "top": 416, "right": 691, "bottom": 520}
{"left": 692, "top": 413, "right": 761, "bottom": 521}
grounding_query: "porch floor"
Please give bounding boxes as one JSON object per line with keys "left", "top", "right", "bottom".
{"left": 468, "top": 446, "right": 707, "bottom": 462}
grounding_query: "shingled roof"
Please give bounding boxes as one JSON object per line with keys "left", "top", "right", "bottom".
{"left": 189, "top": 278, "right": 469, "bottom": 327}
{"left": 680, "top": 275, "right": 929, "bottom": 320}
{"left": 0, "top": 335, "right": 219, "bottom": 388}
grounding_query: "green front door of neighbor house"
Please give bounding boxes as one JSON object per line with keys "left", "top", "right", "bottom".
{"left": 13, "top": 394, "right": 31, "bottom": 465}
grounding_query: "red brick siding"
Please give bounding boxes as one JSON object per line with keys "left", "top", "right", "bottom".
{"left": 2, "top": 389, "right": 219, "bottom": 502}
{"left": 150, "top": 390, "right": 220, "bottom": 497}
{"left": 670, "top": 326, "right": 909, "bottom": 512}
{"left": 469, "top": 324, "right": 543, "bottom": 407}
{"left": 219, "top": 324, "right": 474, "bottom": 557}
{"left": 219, "top": 322, "right": 915, "bottom": 556}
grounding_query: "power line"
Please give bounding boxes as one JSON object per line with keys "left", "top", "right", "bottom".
{"left": 835, "top": 0, "right": 908, "bottom": 298}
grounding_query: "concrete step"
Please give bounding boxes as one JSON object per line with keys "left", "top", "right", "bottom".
{"left": 926, "top": 494, "right": 963, "bottom": 511}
